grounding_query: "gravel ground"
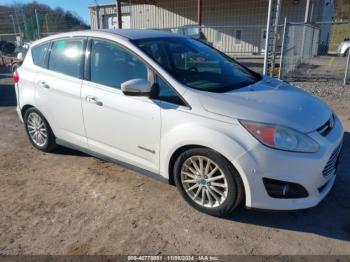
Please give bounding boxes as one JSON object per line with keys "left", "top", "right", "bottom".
{"left": 0, "top": 69, "right": 350, "bottom": 255}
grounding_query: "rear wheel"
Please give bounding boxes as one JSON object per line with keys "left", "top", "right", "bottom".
{"left": 174, "top": 148, "right": 244, "bottom": 216}
{"left": 24, "top": 108, "right": 57, "bottom": 152}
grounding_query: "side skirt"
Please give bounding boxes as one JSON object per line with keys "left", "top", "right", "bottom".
{"left": 56, "top": 138, "right": 169, "bottom": 184}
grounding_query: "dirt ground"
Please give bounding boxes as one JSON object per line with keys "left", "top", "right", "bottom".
{"left": 0, "top": 68, "right": 350, "bottom": 255}
{"left": 285, "top": 55, "right": 350, "bottom": 82}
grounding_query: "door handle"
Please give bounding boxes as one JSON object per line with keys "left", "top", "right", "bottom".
{"left": 38, "top": 80, "right": 50, "bottom": 89}
{"left": 86, "top": 96, "right": 103, "bottom": 106}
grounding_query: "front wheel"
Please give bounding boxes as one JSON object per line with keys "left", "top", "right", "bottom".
{"left": 174, "top": 148, "right": 244, "bottom": 216}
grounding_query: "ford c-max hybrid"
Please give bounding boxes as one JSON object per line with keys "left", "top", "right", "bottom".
{"left": 13, "top": 29, "right": 343, "bottom": 216}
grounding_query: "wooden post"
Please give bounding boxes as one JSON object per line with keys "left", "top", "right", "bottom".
{"left": 117, "top": 0, "right": 122, "bottom": 29}
{"left": 197, "top": 0, "right": 202, "bottom": 27}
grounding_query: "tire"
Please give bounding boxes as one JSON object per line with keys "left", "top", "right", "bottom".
{"left": 24, "top": 108, "right": 57, "bottom": 152}
{"left": 174, "top": 147, "right": 244, "bottom": 216}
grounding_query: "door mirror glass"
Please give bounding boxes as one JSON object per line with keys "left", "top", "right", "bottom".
{"left": 121, "top": 79, "right": 152, "bottom": 96}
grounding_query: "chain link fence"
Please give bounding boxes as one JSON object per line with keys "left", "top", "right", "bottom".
{"left": 280, "top": 23, "right": 320, "bottom": 77}
{"left": 280, "top": 21, "right": 350, "bottom": 84}
{"left": 1, "top": 1, "right": 349, "bottom": 84}
{"left": 129, "top": 0, "right": 276, "bottom": 73}
{"left": 0, "top": 6, "right": 88, "bottom": 59}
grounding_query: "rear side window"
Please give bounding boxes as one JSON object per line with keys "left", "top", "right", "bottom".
{"left": 31, "top": 42, "right": 49, "bottom": 67}
{"left": 48, "top": 38, "right": 85, "bottom": 78}
{"left": 90, "top": 39, "right": 148, "bottom": 89}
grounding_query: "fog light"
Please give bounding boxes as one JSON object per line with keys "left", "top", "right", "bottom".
{"left": 263, "top": 178, "right": 309, "bottom": 199}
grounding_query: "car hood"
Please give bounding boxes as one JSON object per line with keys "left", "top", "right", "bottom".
{"left": 198, "top": 77, "right": 331, "bottom": 133}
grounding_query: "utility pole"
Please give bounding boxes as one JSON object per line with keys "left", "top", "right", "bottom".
{"left": 35, "top": 9, "right": 40, "bottom": 39}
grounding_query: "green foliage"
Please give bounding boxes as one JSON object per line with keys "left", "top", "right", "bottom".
{"left": 335, "top": 0, "right": 350, "bottom": 20}
{"left": 0, "top": 1, "right": 89, "bottom": 41}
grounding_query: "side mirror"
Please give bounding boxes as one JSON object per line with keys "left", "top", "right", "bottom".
{"left": 121, "top": 79, "right": 152, "bottom": 96}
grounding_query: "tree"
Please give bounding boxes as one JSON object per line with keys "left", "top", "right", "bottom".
{"left": 335, "top": 0, "right": 350, "bottom": 20}
{"left": 0, "top": 1, "right": 89, "bottom": 41}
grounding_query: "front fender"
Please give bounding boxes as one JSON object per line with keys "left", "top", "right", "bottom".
{"left": 160, "top": 122, "right": 258, "bottom": 206}
{"left": 341, "top": 43, "right": 350, "bottom": 54}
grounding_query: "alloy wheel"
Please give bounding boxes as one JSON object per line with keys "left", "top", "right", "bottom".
{"left": 180, "top": 155, "right": 228, "bottom": 208}
{"left": 26, "top": 112, "right": 48, "bottom": 147}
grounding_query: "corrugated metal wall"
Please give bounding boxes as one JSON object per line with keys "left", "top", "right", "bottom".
{"left": 89, "top": 4, "right": 130, "bottom": 30}
{"left": 200, "top": 0, "right": 269, "bottom": 55}
{"left": 127, "top": 0, "right": 327, "bottom": 55}
{"left": 199, "top": 0, "right": 326, "bottom": 54}
{"left": 129, "top": 0, "right": 197, "bottom": 28}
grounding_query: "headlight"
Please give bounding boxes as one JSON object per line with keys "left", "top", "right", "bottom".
{"left": 240, "top": 120, "right": 320, "bottom": 153}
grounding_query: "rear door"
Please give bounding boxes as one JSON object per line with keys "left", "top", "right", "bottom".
{"left": 35, "top": 37, "right": 88, "bottom": 148}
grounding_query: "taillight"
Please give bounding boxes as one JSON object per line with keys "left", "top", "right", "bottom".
{"left": 13, "top": 70, "right": 19, "bottom": 83}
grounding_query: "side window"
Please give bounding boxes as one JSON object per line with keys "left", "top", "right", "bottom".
{"left": 48, "top": 38, "right": 85, "bottom": 78}
{"left": 155, "top": 75, "right": 184, "bottom": 106}
{"left": 90, "top": 39, "right": 148, "bottom": 89}
{"left": 31, "top": 42, "right": 49, "bottom": 67}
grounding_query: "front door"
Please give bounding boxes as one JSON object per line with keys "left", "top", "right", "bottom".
{"left": 81, "top": 38, "right": 161, "bottom": 173}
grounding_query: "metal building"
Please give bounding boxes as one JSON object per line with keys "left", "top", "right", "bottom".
{"left": 88, "top": 0, "right": 335, "bottom": 56}
{"left": 88, "top": 2, "right": 131, "bottom": 30}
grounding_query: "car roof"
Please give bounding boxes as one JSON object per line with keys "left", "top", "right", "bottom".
{"left": 30, "top": 29, "right": 185, "bottom": 48}
{"left": 94, "top": 29, "right": 183, "bottom": 40}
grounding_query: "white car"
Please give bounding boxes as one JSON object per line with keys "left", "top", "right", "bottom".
{"left": 13, "top": 29, "right": 343, "bottom": 216}
{"left": 337, "top": 38, "right": 350, "bottom": 57}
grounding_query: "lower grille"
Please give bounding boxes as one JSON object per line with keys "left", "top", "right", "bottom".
{"left": 322, "top": 143, "right": 342, "bottom": 178}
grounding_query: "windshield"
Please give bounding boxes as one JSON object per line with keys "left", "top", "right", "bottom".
{"left": 133, "top": 37, "right": 261, "bottom": 92}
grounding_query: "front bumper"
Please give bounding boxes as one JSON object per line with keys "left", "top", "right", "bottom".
{"left": 236, "top": 115, "right": 344, "bottom": 210}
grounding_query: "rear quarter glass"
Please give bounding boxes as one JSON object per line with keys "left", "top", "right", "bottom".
{"left": 31, "top": 42, "right": 50, "bottom": 67}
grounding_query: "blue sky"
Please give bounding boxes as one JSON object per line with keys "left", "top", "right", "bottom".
{"left": 1, "top": 0, "right": 114, "bottom": 25}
